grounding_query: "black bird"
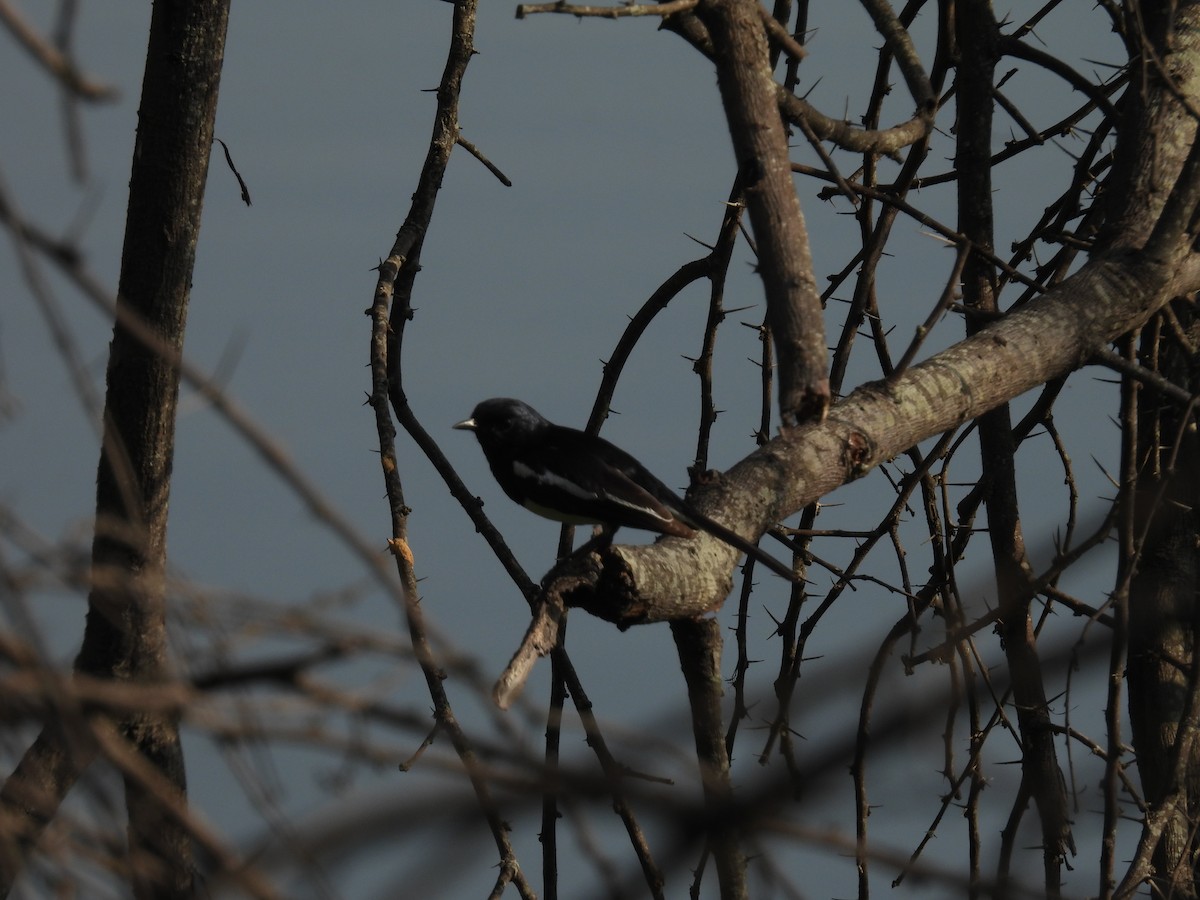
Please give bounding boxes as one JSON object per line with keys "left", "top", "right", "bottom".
{"left": 454, "top": 398, "right": 796, "bottom": 581}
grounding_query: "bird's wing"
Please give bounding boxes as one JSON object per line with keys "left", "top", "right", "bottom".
{"left": 597, "top": 466, "right": 695, "bottom": 537}
{"left": 521, "top": 428, "right": 694, "bottom": 536}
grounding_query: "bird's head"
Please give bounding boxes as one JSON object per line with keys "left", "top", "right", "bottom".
{"left": 453, "top": 398, "right": 551, "bottom": 450}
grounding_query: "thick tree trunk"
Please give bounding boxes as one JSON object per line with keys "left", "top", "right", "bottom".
{"left": 1094, "top": 5, "right": 1200, "bottom": 897}
{"left": 0, "top": 2, "right": 230, "bottom": 897}
{"left": 1127, "top": 309, "right": 1200, "bottom": 899}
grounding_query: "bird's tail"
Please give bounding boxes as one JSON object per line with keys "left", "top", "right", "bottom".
{"left": 682, "top": 508, "right": 799, "bottom": 582}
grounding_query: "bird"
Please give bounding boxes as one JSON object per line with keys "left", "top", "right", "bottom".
{"left": 454, "top": 398, "right": 797, "bottom": 581}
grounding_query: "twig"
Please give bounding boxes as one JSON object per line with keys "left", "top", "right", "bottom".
{"left": 455, "top": 132, "right": 512, "bottom": 187}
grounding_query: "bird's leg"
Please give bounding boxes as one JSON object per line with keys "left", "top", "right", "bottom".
{"left": 570, "top": 525, "right": 617, "bottom": 559}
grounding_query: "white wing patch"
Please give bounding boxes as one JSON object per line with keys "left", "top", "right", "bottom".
{"left": 511, "top": 461, "right": 674, "bottom": 525}
{"left": 604, "top": 487, "right": 673, "bottom": 523}
{"left": 513, "top": 461, "right": 593, "bottom": 499}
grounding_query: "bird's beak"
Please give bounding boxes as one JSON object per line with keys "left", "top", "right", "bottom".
{"left": 453, "top": 416, "right": 477, "bottom": 431}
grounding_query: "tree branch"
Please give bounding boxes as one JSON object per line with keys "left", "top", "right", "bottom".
{"left": 550, "top": 246, "right": 1194, "bottom": 625}
{"left": 693, "top": 0, "right": 829, "bottom": 425}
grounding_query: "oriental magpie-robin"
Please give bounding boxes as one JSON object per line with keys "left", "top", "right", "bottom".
{"left": 454, "top": 398, "right": 796, "bottom": 581}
